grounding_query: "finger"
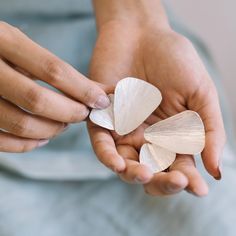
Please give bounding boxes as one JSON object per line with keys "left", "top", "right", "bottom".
{"left": 170, "top": 155, "right": 209, "bottom": 197}
{"left": 87, "top": 121, "right": 126, "bottom": 172}
{"left": 0, "top": 98, "right": 65, "bottom": 139}
{"left": 13, "top": 66, "right": 36, "bottom": 80}
{"left": 0, "top": 131, "right": 48, "bottom": 153}
{"left": 0, "top": 59, "right": 89, "bottom": 123}
{"left": 0, "top": 22, "right": 110, "bottom": 109}
{"left": 117, "top": 145, "right": 153, "bottom": 184}
{"left": 188, "top": 82, "right": 226, "bottom": 179}
{"left": 4, "top": 59, "right": 36, "bottom": 79}
{"left": 114, "top": 125, "right": 147, "bottom": 151}
{"left": 144, "top": 171, "right": 188, "bottom": 196}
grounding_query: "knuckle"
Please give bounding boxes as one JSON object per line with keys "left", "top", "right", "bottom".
{"left": 93, "top": 138, "right": 106, "bottom": 149}
{"left": 0, "top": 21, "right": 19, "bottom": 44}
{"left": 24, "top": 88, "right": 45, "bottom": 113}
{"left": 18, "top": 143, "right": 35, "bottom": 153}
{"left": 83, "top": 87, "right": 95, "bottom": 104}
{"left": 100, "top": 149, "right": 115, "bottom": 163}
{"left": 43, "top": 58, "right": 65, "bottom": 83}
{"left": 10, "top": 116, "right": 30, "bottom": 136}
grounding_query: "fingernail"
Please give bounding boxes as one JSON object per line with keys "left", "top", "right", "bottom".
{"left": 214, "top": 166, "right": 222, "bottom": 180}
{"left": 94, "top": 95, "right": 110, "bottom": 109}
{"left": 214, "top": 158, "right": 223, "bottom": 180}
{"left": 37, "top": 139, "right": 49, "bottom": 148}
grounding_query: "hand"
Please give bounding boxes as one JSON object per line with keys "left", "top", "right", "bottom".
{"left": 88, "top": 17, "right": 225, "bottom": 196}
{"left": 0, "top": 22, "right": 110, "bottom": 153}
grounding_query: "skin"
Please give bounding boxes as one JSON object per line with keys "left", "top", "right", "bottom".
{"left": 88, "top": 0, "right": 226, "bottom": 197}
{"left": 0, "top": 0, "right": 226, "bottom": 197}
{"left": 0, "top": 21, "right": 110, "bottom": 152}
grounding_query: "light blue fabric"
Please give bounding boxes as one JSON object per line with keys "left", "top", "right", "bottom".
{"left": 0, "top": 146, "right": 235, "bottom": 236}
{"left": 0, "top": 1, "right": 235, "bottom": 236}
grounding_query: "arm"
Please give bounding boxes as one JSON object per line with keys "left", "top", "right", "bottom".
{"left": 93, "top": 0, "right": 168, "bottom": 31}
{"left": 88, "top": 0, "right": 225, "bottom": 196}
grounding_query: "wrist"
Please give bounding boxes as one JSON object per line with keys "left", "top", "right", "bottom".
{"left": 93, "top": 0, "right": 170, "bottom": 32}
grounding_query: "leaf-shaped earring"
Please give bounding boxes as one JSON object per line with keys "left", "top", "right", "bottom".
{"left": 140, "top": 111, "right": 205, "bottom": 173}
{"left": 144, "top": 110, "right": 205, "bottom": 154}
{"left": 89, "top": 77, "right": 206, "bottom": 174}
{"left": 140, "top": 144, "right": 176, "bottom": 173}
{"left": 89, "top": 77, "right": 162, "bottom": 135}
{"left": 114, "top": 77, "right": 162, "bottom": 135}
{"left": 90, "top": 94, "right": 115, "bottom": 130}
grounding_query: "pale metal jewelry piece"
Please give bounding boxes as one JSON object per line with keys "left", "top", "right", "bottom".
{"left": 89, "top": 77, "right": 205, "bottom": 173}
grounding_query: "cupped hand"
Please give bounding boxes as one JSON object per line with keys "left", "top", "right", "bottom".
{"left": 0, "top": 22, "right": 110, "bottom": 152}
{"left": 88, "top": 21, "right": 226, "bottom": 197}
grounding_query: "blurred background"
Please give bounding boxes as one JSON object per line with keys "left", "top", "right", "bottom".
{"left": 166, "top": 0, "right": 236, "bottom": 134}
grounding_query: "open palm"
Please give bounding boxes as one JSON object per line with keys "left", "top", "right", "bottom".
{"left": 88, "top": 23, "right": 225, "bottom": 196}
